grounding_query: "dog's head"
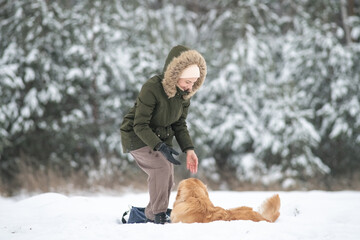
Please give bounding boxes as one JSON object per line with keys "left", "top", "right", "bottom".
{"left": 172, "top": 178, "right": 223, "bottom": 223}
{"left": 175, "top": 178, "right": 209, "bottom": 202}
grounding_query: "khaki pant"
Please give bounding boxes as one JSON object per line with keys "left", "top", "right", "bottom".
{"left": 130, "top": 146, "right": 174, "bottom": 220}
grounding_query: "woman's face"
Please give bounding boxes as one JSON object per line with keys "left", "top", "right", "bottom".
{"left": 177, "top": 78, "right": 198, "bottom": 92}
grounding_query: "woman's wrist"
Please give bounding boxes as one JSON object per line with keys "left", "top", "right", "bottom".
{"left": 186, "top": 149, "right": 195, "bottom": 155}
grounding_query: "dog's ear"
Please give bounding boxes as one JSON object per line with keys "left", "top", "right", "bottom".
{"left": 175, "top": 182, "right": 190, "bottom": 202}
{"left": 197, "top": 181, "right": 210, "bottom": 198}
{"left": 176, "top": 188, "right": 182, "bottom": 199}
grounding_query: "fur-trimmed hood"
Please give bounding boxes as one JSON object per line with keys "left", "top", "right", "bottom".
{"left": 162, "top": 45, "right": 207, "bottom": 99}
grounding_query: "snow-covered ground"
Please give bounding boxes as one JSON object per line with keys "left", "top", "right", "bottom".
{"left": 1, "top": 190, "right": 359, "bottom": 240}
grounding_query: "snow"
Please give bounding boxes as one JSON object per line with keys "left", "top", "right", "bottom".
{"left": 1, "top": 190, "right": 359, "bottom": 240}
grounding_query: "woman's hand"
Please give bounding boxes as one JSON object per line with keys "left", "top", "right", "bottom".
{"left": 186, "top": 150, "right": 198, "bottom": 174}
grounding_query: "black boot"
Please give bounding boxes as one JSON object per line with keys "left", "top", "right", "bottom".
{"left": 154, "top": 212, "right": 170, "bottom": 224}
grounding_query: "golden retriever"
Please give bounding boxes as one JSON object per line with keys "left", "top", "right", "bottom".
{"left": 171, "top": 178, "right": 280, "bottom": 223}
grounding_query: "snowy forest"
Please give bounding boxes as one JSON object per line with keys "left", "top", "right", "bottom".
{"left": 1, "top": 0, "right": 360, "bottom": 196}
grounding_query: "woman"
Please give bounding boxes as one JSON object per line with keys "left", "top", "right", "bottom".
{"left": 120, "top": 45, "right": 207, "bottom": 224}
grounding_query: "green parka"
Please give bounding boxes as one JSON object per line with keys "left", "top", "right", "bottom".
{"left": 120, "top": 45, "right": 207, "bottom": 153}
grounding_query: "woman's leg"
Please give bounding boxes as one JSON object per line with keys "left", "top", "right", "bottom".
{"left": 130, "top": 146, "right": 174, "bottom": 220}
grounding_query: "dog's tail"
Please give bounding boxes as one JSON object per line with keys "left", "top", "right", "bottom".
{"left": 258, "top": 194, "right": 280, "bottom": 222}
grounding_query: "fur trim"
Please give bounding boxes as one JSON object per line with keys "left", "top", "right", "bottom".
{"left": 163, "top": 50, "right": 207, "bottom": 99}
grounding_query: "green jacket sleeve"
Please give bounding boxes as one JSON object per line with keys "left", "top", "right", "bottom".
{"left": 133, "top": 82, "right": 162, "bottom": 150}
{"left": 172, "top": 100, "right": 194, "bottom": 152}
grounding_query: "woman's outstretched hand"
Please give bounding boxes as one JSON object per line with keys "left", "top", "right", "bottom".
{"left": 186, "top": 150, "right": 198, "bottom": 174}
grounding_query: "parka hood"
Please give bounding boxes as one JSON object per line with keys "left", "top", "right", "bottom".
{"left": 162, "top": 45, "right": 207, "bottom": 99}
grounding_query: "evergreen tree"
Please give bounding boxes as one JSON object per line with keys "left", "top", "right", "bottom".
{"left": 1, "top": 0, "right": 359, "bottom": 193}
{"left": 0, "top": 0, "right": 132, "bottom": 190}
{"left": 1, "top": 0, "right": 73, "bottom": 190}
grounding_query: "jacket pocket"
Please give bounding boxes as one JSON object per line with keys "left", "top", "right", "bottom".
{"left": 154, "top": 126, "right": 174, "bottom": 141}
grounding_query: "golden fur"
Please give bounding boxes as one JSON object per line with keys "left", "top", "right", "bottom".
{"left": 171, "top": 178, "right": 280, "bottom": 223}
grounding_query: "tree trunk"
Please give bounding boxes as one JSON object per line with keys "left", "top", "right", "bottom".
{"left": 340, "top": 0, "right": 352, "bottom": 45}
